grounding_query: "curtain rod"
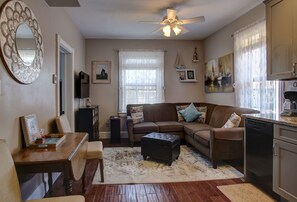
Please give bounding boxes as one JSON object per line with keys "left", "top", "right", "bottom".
{"left": 114, "top": 49, "right": 167, "bottom": 52}
{"left": 231, "top": 18, "right": 265, "bottom": 38}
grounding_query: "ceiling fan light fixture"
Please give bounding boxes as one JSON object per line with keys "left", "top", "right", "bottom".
{"left": 173, "top": 26, "right": 182, "bottom": 36}
{"left": 140, "top": 8, "right": 205, "bottom": 38}
{"left": 163, "top": 25, "right": 171, "bottom": 37}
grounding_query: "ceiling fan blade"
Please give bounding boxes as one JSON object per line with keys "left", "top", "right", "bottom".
{"left": 177, "top": 25, "right": 189, "bottom": 34}
{"left": 167, "top": 8, "right": 176, "bottom": 20}
{"left": 180, "top": 16, "right": 205, "bottom": 24}
{"left": 138, "top": 21, "right": 162, "bottom": 24}
{"left": 152, "top": 26, "right": 164, "bottom": 34}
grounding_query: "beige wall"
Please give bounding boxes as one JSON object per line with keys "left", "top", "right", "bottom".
{"left": 85, "top": 39, "right": 204, "bottom": 133}
{"left": 0, "top": 0, "right": 85, "bottom": 153}
{"left": 203, "top": 4, "right": 265, "bottom": 106}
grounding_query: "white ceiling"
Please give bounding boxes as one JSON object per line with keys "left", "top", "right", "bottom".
{"left": 62, "top": 0, "right": 263, "bottom": 40}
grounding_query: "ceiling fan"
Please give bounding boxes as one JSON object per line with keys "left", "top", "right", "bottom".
{"left": 139, "top": 8, "right": 205, "bottom": 37}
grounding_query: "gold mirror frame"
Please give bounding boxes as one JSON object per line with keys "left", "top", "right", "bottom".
{"left": 0, "top": 0, "right": 43, "bottom": 84}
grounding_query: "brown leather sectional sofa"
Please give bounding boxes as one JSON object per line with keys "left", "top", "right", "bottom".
{"left": 126, "top": 102, "right": 258, "bottom": 168}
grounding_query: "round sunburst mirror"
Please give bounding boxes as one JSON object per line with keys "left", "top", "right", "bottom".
{"left": 0, "top": 0, "right": 44, "bottom": 84}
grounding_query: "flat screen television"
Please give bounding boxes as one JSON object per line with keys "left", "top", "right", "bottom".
{"left": 77, "top": 71, "right": 90, "bottom": 98}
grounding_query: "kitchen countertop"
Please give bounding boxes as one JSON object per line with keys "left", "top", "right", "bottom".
{"left": 244, "top": 113, "right": 297, "bottom": 127}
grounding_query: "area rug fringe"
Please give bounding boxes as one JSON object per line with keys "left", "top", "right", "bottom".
{"left": 92, "top": 145, "right": 243, "bottom": 185}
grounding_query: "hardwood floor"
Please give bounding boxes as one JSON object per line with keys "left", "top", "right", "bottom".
{"left": 46, "top": 138, "right": 244, "bottom": 202}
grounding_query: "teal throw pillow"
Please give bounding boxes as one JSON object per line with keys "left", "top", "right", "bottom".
{"left": 179, "top": 103, "right": 202, "bottom": 122}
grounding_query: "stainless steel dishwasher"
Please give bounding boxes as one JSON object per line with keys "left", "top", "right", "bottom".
{"left": 245, "top": 118, "right": 279, "bottom": 200}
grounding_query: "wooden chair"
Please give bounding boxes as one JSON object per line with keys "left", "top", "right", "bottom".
{"left": 55, "top": 114, "right": 104, "bottom": 182}
{"left": 0, "top": 139, "right": 85, "bottom": 202}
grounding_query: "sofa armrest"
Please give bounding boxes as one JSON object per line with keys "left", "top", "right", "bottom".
{"left": 126, "top": 116, "right": 134, "bottom": 146}
{"left": 127, "top": 116, "right": 133, "bottom": 123}
{"left": 211, "top": 127, "right": 244, "bottom": 141}
{"left": 210, "top": 127, "right": 244, "bottom": 163}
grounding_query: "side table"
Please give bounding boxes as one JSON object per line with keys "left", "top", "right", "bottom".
{"left": 110, "top": 116, "right": 121, "bottom": 143}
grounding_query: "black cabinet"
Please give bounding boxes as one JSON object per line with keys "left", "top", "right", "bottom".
{"left": 110, "top": 116, "right": 121, "bottom": 143}
{"left": 77, "top": 105, "right": 99, "bottom": 141}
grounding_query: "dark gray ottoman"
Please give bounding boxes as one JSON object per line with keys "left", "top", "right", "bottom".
{"left": 141, "top": 132, "right": 180, "bottom": 165}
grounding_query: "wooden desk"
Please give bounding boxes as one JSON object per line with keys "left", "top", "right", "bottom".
{"left": 13, "top": 132, "right": 88, "bottom": 195}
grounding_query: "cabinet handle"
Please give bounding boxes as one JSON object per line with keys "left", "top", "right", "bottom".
{"left": 273, "top": 143, "right": 278, "bottom": 156}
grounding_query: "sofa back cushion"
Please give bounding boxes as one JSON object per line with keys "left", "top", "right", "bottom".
{"left": 196, "top": 103, "right": 217, "bottom": 124}
{"left": 209, "top": 105, "right": 259, "bottom": 128}
{"left": 175, "top": 102, "right": 217, "bottom": 124}
{"left": 127, "top": 103, "right": 178, "bottom": 122}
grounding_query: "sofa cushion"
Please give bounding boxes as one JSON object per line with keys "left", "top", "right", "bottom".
{"left": 155, "top": 121, "right": 184, "bottom": 132}
{"left": 176, "top": 104, "right": 207, "bottom": 123}
{"left": 176, "top": 105, "right": 188, "bottom": 122}
{"left": 209, "top": 105, "right": 259, "bottom": 128}
{"left": 130, "top": 106, "right": 144, "bottom": 124}
{"left": 179, "top": 103, "right": 202, "bottom": 122}
{"left": 222, "top": 112, "right": 241, "bottom": 128}
{"left": 194, "top": 130, "right": 210, "bottom": 147}
{"left": 183, "top": 123, "right": 212, "bottom": 137}
{"left": 127, "top": 103, "right": 178, "bottom": 122}
{"left": 133, "top": 122, "right": 159, "bottom": 134}
{"left": 196, "top": 106, "right": 207, "bottom": 123}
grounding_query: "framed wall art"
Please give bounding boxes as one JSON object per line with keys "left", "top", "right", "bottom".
{"left": 205, "top": 53, "right": 234, "bottom": 93}
{"left": 92, "top": 61, "right": 111, "bottom": 84}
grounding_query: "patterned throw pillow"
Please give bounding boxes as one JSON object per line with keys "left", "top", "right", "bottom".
{"left": 222, "top": 112, "right": 241, "bottom": 128}
{"left": 176, "top": 105, "right": 189, "bottom": 122}
{"left": 179, "top": 103, "right": 202, "bottom": 123}
{"left": 196, "top": 106, "right": 207, "bottom": 123}
{"left": 130, "top": 106, "right": 144, "bottom": 124}
{"left": 176, "top": 105, "right": 207, "bottom": 123}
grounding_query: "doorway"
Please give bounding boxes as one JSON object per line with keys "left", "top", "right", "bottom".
{"left": 56, "top": 35, "right": 75, "bottom": 130}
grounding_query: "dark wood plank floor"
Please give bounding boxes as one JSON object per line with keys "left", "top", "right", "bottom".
{"left": 46, "top": 138, "right": 244, "bottom": 202}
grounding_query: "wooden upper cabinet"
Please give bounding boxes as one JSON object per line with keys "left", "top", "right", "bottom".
{"left": 265, "top": 0, "right": 297, "bottom": 80}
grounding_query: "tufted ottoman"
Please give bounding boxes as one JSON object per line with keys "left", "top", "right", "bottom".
{"left": 141, "top": 132, "right": 180, "bottom": 165}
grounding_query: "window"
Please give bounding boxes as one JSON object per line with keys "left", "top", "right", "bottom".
{"left": 119, "top": 51, "right": 165, "bottom": 112}
{"left": 234, "top": 20, "right": 280, "bottom": 113}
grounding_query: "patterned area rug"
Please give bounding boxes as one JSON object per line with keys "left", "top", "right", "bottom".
{"left": 92, "top": 145, "right": 243, "bottom": 184}
{"left": 217, "top": 183, "right": 276, "bottom": 202}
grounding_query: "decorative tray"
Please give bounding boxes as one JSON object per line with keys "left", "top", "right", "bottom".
{"left": 29, "top": 134, "right": 66, "bottom": 149}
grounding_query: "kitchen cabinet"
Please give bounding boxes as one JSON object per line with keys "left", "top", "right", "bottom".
{"left": 265, "top": 0, "right": 297, "bottom": 80}
{"left": 273, "top": 124, "right": 297, "bottom": 201}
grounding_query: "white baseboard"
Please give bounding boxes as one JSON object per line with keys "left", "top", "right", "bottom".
{"left": 99, "top": 131, "right": 128, "bottom": 139}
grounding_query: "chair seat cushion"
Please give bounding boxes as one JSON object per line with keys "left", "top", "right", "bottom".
{"left": 194, "top": 130, "right": 210, "bottom": 147}
{"left": 86, "top": 141, "right": 103, "bottom": 159}
{"left": 133, "top": 122, "right": 159, "bottom": 134}
{"left": 183, "top": 123, "right": 212, "bottom": 137}
{"left": 155, "top": 121, "right": 184, "bottom": 132}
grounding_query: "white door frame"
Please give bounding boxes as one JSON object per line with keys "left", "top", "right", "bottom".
{"left": 56, "top": 34, "right": 75, "bottom": 130}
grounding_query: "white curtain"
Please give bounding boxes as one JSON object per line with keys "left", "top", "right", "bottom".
{"left": 234, "top": 20, "right": 279, "bottom": 113}
{"left": 119, "top": 50, "right": 165, "bottom": 112}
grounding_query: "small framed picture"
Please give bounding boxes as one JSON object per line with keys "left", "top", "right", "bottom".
{"left": 92, "top": 61, "right": 111, "bottom": 84}
{"left": 20, "top": 114, "right": 41, "bottom": 147}
{"left": 186, "top": 70, "right": 196, "bottom": 80}
{"left": 179, "top": 71, "right": 186, "bottom": 80}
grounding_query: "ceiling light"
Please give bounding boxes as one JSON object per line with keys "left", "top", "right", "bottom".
{"left": 163, "top": 25, "right": 171, "bottom": 37}
{"left": 173, "top": 26, "right": 182, "bottom": 36}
